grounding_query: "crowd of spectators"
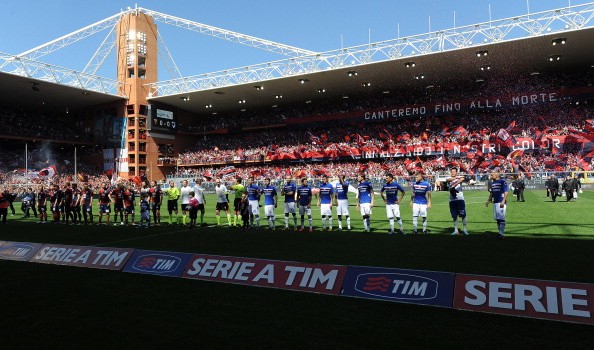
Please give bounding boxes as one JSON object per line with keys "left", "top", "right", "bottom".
{"left": 177, "top": 70, "right": 593, "bottom": 133}
{"left": 0, "top": 108, "right": 87, "bottom": 142}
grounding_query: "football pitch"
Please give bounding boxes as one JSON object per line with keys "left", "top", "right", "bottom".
{"left": 1, "top": 190, "right": 593, "bottom": 349}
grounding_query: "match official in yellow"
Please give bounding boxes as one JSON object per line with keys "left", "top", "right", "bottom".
{"left": 165, "top": 180, "right": 181, "bottom": 225}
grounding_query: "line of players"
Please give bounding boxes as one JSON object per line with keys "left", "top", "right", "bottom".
{"left": 1, "top": 169, "right": 509, "bottom": 237}
{"left": 16, "top": 179, "right": 207, "bottom": 228}
{"left": 211, "top": 170, "right": 476, "bottom": 235}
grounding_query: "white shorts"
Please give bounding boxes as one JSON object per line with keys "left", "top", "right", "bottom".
{"left": 412, "top": 203, "right": 428, "bottom": 217}
{"left": 493, "top": 203, "right": 507, "bottom": 221}
{"left": 265, "top": 205, "right": 275, "bottom": 217}
{"left": 249, "top": 200, "right": 260, "bottom": 215}
{"left": 284, "top": 202, "right": 296, "bottom": 214}
{"left": 386, "top": 204, "right": 401, "bottom": 219}
{"left": 320, "top": 204, "right": 332, "bottom": 216}
{"left": 359, "top": 203, "right": 372, "bottom": 216}
{"left": 299, "top": 205, "right": 312, "bottom": 216}
{"left": 336, "top": 199, "right": 350, "bottom": 216}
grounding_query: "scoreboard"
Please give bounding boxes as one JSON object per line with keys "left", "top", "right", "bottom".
{"left": 149, "top": 106, "right": 177, "bottom": 133}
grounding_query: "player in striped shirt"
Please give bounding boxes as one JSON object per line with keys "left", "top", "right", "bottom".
{"left": 356, "top": 174, "right": 374, "bottom": 232}
{"left": 296, "top": 177, "right": 313, "bottom": 232}
{"left": 262, "top": 178, "right": 278, "bottom": 229}
{"left": 281, "top": 175, "right": 298, "bottom": 230}
{"left": 334, "top": 175, "right": 351, "bottom": 231}
{"left": 410, "top": 172, "right": 432, "bottom": 235}
{"left": 380, "top": 173, "right": 406, "bottom": 235}
{"left": 246, "top": 177, "right": 261, "bottom": 228}
{"left": 317, "top": 175, "right": 334, "bottom": 231}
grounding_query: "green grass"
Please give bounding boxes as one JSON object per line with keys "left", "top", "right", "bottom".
{"left": 1, "top": 190, "right": 594, "bottom": 349}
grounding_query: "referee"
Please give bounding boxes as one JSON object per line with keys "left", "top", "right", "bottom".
{"left": 165, "top": 180, "right": 180, "bottom": 225}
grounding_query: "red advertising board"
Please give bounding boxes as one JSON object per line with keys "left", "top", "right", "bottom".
{"left": 182, "top": 254, "right": 347, "bottom": 295}
{"left": 454, "top": 274, "right": 594, "bottom": 325}
{"left": 31, "top": 244, "right": 134, "bottom": 271}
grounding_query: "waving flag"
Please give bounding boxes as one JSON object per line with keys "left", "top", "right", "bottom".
{"left": 38, "top": 165, "right": 58, "bottom": 179}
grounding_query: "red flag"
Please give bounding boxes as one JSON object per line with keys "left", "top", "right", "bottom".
{"left": 507, "top": 149, "right": 524, "bottom": 159}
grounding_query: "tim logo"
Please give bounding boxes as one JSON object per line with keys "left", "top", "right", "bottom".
{"left": 131, "top": 254, "right": 181, "bottom": 274}
{"left": 355, "top": 273, "right": 439, "bottom": 301}
{"left": 0, "top": 244, "right": 34, "bottom": 260}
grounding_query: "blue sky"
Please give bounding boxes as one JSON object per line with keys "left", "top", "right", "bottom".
{"left": 0, "top": 0, "right": 588, "bottom": 80}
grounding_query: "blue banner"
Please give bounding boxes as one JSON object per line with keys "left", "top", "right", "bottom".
{"left": 122, "top": 249, "right": 192, "bottom": 277}
{"left": 0, "top": 241, "right": 44, "bottom": 261}
{"left": 341, "top": 266, "right": 455, "bottom": 308}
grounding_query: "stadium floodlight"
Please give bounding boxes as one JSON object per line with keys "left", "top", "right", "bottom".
{"left": 253, "top": 85, "right": 263, "bottom": 90}
{"left": 404, "top": 62, "right": 416, "bottom": 68}
{"left": 549, "top": 55, "right": 561, "bottom": 61}
{"left": 238, "top": 99, "right": 246, "bottom": 104}
{"left": 316, "top": 88, "right": 326, "bottom": 93}
{"left": 347, "top": 70, "right": 358, "bottom": 77}
{"left": 362, "top": 82, "right": 371, "bottom": 87}
{"left": 298, "top": 78, "right": 309, "bottom": 84}
{"left": 480, "top": 65, "right": 492, "bottom": 71}
{"left": 274, "top": 95, "right": 283, "bottom": 99}
{"left": 205, "top": 104, "right": 212, "bottom": 108}
{"left": 476, "top": 50, "right": 489, "bottom": 57}
{"left": 551, "top": 38, "right": 567, "bottom": 45}
{"left": 180, "top": 96, "right": 190, "bottom": 101}
{"left": 415, "top": 74, "right": 425, "bottom": 80}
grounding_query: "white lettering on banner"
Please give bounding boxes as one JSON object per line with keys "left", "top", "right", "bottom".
{"left": 463, "top": 280, "right": 591, "bottom": 317}
{"left": 512, "top": 93, "right": 558, "bottom": 106}
{"left": 187, "top": 258, "right": 255, "bottom": 281}
{"left": 435, "top": 103, "right": 461, "bottom": 113}
{"left": 392, "top": 280, "right": 428, "bottom": 296}
{"left": 154, "top": 259, "right": 176, "bottom": 270}
{"left": 284, "top": 266, "right": 338, "bottom": 290}
{"left": 74, "top": 250, "right": 91, "bottom": 264}
{"left": 235, "top": 263, "right": 255, "bottom": 281}
{"left": 253, "top": 264, "right": 275, "bottom": 283}
{"left": 362, "top": 90, "right": 564, "bottom": 121}
{"left": 469, "top": 99, "right": 502, "bottom": 109}
{"left": 186, "top": 259, "right": 338, "bottom": 290}
{"left": 12, "top": 248, "right": 31, "bottom": 257}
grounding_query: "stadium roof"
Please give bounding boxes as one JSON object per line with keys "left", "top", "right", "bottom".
{"left": 0, "top": 72, "right": 125, "bottom": 113}
{"left": 150, "top": 27, "right": 594, "bottom": 115}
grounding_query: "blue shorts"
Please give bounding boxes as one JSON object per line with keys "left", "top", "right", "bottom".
{"left": 449, "top": 200, "right": 466, "bottom": 219}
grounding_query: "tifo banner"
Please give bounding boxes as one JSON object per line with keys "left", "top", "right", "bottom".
{"left": 341, "top": 266, "right": 455, "bottom": 308}
{"left": 0, "top": 241, "right": 44, "bottom": 261}
{"left": 182, "top": 254, "right": 347, "bottom": 295}
{"left": 31, "top": 244, "right": 134, "bottom": 271}
{"left": 123, "top": 250, "right": 192, "bottom": 277}
{"left": 454, "top": 274, "right": 594, "bottom": 325}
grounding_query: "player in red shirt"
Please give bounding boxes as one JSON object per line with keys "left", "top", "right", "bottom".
{"left": 123, "top": 184, "right": 136, "bottom": 225}
{"left": 149, "top": 180, "right": 163, "bottom": 225}
{"left": 97, "top": 183, "right": 112, "bottom": 225}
